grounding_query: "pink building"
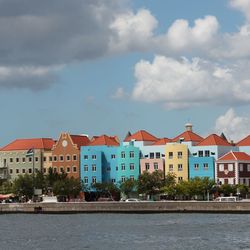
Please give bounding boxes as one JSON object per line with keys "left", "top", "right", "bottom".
{"left": 140, "top": 158, "right": 165, "bottom": 174}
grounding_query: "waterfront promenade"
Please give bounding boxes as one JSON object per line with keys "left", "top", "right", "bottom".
{"left": 1, "top": 201, "right": 250, "bottom": 214}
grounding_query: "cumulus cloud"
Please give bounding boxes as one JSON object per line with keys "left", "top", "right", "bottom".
{"left": 230, "top": 0, "right": 250, "bottom": 21}
{"left": 215, "top": 108, "right": 250, "bottom": 142}
{"left": 111, "top": 87, "right": 127, "bottom": 99}
{"left": 131, "top": 55, "right": 250, "bottom": 109}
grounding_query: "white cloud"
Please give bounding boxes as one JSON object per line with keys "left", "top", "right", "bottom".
{"left": 111, "top": 87, "right": 127, "bottom": 99}
{"left": 131, "top": 55, "right": 250, "bottom": 109}
{"left": 215, "top": 108, "right": 250, "bottom": 142}
{"left": 109, "top": 9, "right": 158, "bottom": 52}
{"left": 230, "top": 0, "right": 250, "bottom": 21}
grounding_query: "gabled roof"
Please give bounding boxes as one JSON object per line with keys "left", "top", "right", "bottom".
{"left": 0, "top": 138, "right": 55, "bottom": 151}
{"left": 237, "top": 135, "right": 250, "bottom": 146}
{"left": 124, "top": 130, "right": 158, "bottom": 142}
{"left": 70, "top": 135, "right": 90, "bottom": 148}
{"left": 152, "top": 138, "right": 172, "bottom": 145}
{"left": 89, "top": 135, "right": 120, "bottom": 146}
{"left": 172, "top": 131, "right": 203, "bottom": 143}
{"left": 217, "top": 151, "right": 250, "bottom": 161}
{"left": 197, "top": 134, "right": 231, "bottom": 146}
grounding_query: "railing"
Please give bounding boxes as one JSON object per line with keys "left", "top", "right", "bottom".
{"left": 0, "top": 163, "right": 8, "bottom": 169}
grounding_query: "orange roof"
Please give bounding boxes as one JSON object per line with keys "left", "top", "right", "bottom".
{"left": 172, "top": 131, "right": 203, "bottom": 143}
{"left": 237, "top": 135, "right": 250, "bottom": 146}
{"left": 152, "top": 138, "right": 172, "bottom": 145}
{"left": 197, "top": 134, "right": 231, "bottom": 146}
{"left": 124, "top": 130, "right": 158, "bottom": 142}
{"left": 1, "top": 138, "right": 55, "bottom": 151}
{"left": 89, "top": 135, "right": 120, "bottom": 146}
{"left": 70, "top": 135, "right": 90, "bottom": 148}
{"left": 218, "top": 151, "right": 250, "bottom": 161}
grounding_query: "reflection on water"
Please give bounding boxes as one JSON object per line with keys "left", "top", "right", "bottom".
{"left": 0, "top": 213, "right": 250, "bottom": 250}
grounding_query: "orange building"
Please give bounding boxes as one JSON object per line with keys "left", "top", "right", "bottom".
{"left": 51, "top": 132, "right": 90, "bottom": 179}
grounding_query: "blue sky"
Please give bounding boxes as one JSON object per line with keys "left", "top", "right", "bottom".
{"left": 0, "top": 0, "right": 250, "bottom": 146}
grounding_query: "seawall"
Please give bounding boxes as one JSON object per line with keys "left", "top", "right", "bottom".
{"left": 1, "top": 201, "right": 250, "bottom": 214}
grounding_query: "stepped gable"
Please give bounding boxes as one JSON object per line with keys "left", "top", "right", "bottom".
{"left": 237, "top": 135, "right": 250, "bottom": 146}
{"left": 217, "top": 151, "right": 250, "bottom": 161}
{"left": 70, "top": 135, "right": 90, "bottom": 148}
{"left": 172, "top": 131, "right": 203, "bottom": 143}
{"left": 197, "top": 134, "right": 231, "bottom": 146}
{"left": 152, "top": 138, "right": 172, "bottom": 145}
{"left": 124, "top": 130, "right": 158, "bottom": 142}
{"left": 89, "top": 135, "right": 120, "bottom": 146}
{"left": 0, "top": 138, "right": 55, "bottom": 151}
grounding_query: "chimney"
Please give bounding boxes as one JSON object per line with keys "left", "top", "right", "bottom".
{"left": 185, "top": 123, "right": 193, "bottom": 132}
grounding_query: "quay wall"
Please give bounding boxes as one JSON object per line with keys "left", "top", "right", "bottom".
{"left": 1, "top": 201, "right": 250, "bottom": 214}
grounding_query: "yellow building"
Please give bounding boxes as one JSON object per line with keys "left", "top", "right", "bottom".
{"left": 165, "top": 143, "right": 188, "bottom": 182}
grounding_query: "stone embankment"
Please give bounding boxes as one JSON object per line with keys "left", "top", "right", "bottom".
{"left": 1, "top": 201, "right": 250, "bottom": 214}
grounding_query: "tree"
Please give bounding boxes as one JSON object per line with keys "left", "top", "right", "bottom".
{"left": 219, "top": 184, "right": 236, "bottom": 196}
{"left": 120, "top": 179, "right": 137, "bottom": 198}
{"left": 12, "top": 174, "right": 33, "bottom": 199}
{"left": 160, "top": 173, "right": 177, "bottom": 199}
{"left": 92, "top": 182, "right": 120, "bottom": 200}
{"left": 137, "top": 170, "right": 165, "bottom": 198}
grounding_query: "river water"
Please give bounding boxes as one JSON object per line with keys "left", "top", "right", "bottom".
{"left": 0, "top": 213, "right": 249, "bottom": 250}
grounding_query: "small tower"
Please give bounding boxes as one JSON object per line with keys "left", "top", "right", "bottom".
{"left": 185, "top": 123, "right": 193, "bottom": 132}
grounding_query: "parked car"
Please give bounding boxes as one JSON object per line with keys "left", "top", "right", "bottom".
{"left": 125, "top": 198, "right": 141, "bottom": 202}
{"left": 97, "top": 197, "right": 114, "bottom": 202}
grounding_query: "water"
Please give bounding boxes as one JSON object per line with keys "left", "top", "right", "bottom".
{"left": 0, "top": 213, "right": 250, "bottom": 250}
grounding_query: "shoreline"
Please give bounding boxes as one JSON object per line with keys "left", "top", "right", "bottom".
{"left": 1, "top": 201, "right": 250, "bottom": 214}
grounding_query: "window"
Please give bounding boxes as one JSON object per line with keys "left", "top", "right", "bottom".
{"left": 53, "top": 168, "right": 57, "bottom": 173}
{"left": 84, "top": 155, "right": 88, "bottom": 160}
{"left": 248, "top": 164, "right": 250, "bottom": 172}
{"left": 92, "top": 164, "right": 96, "bottom": 172}
{"left": 228, "top": 164, "right": 233, "bottom": 172}
{"left": 111, "top": 178, "right": 116, "bottom": 183}
{"left": 194, "top": 164, "right": 199, "bottom": 170}
{"left": 92, "top": 176, "right": 96, "bottom": 184}
{"left": 178, "top": 177, "right": 183, "bottom": 181}
{"left": 129, "top": 151, "right": 134, "bottom": 158}
{"left": 178, "top": 164, "right": 183, "bottom": 171}
{"left": 9, "top": 169, "right": 13, "bottom": 174}
{"left": 92, "top": 155, "right": 96, "bottom": 160}
{"left": 177, "top": 152, "right": 182, "bottom": 159}
{"left": 43, "top": 168, "right": 46, "bottom": 174}
{"left": 22, "top": 169, "right": 25, "bottom": 174}
{"left": 169, "top": 152, "right": 173, "bottom": 159}
{"left": 145, "top": 163, "right": 150, "bottom": 171}
{"left": 219, "top": 164, "right": 224, "bottom": 172}
{"left": 121, "top": 164, "right": 125, "bottom": 171}
{"left": 111, "top": 154, "right": 116, "bottom": 159}
{"left": 49, "top": 156, "right": 52, "bottom": 162}
{"left": 35, "top": 157, "right": 39, "bottom": 162}
{"left": 150, "top": 153, "right": 154, "bottom": 159}
{"left": 60, "top": 155, "right": 64, "bottom": 162}
{"left": 43, "top": 157, "right": 47, "bottom": 162}
{"left": 84, "top": 165, "right": 88, "bottom": 172}
{"left": 53, "top": 156, "right": 57, "bottom": 162}
{"left": 84, "top": 177, "right": 88, "bottom": 184}
{"left": 121, "top": 151, "right": 125, "bottom": 158}
{"left": 60, "top": 167, "right": 64, "bottom": 173}
{"left": 154, "top": 163, "right": 158, "bottom": 170}
{"left": 130, "top": 163, "right": 135, "bottom": 170}
{"left": 73, "top": 155, "right": 77, "bottom": 161}
{"left": 121, "top": 176, "right": 126, "bottom": 183}
{"left": 169, "top": 164, "right": 173, "bottom": 172}
{"left": 10, "top": 158, "right": 13, "bottom": 163}
{"left": 29, "top": 157, "right": 32, "bottom": 162}
{"left": 72, "top": 166, "right": 77, "bottom": 173}
{"left": 203, "top": 163, "right": 208, "bottom": 170}
{"left": 198, "top": 151, "right": 203, "bottom": 157}
{"left": 22, "top": 158, "right": 26, "bottom": 163}
{"left": 205, "top": 150, "right": 210, "bottom": 157}
{"left": 156, "top": 152, "right": 161, "bottom": 159}
{"left": 130, "top": 176, "right": 134, "bottom": 181}
{"left": 66, "top": 167, "right": 71, "bottom": 173}
{"left": 16, "top": 158, "right": 19, "bottom": 163}
{"left": 240, "top": 164, "right": 243, "bottom": 172}
{"left": 16, "top": 169, "right": 19, "bottom": 174}
{"left": 107, "top": 167, "right": 111, "bottom": 172}
{"left": 66, "top": 155, "right": 71, "bottom": 161}
{"left": 116, "top": 166, "right": 118, "bottom": 171}
{"left": 29, "top": 168, "right": 32, "bottom": 174}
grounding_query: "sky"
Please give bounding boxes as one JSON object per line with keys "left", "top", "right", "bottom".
{"left": 1, "top": 0, "right": 250, "bottom": 146}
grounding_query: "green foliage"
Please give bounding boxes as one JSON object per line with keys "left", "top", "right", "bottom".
{"left": 219, "top": 184, "right": 236, "bottom": 196}
{"left": 12, "top": 174, "right": 33, "bottom": 198}
{"left": 120, "top": 179, "right": 137, "bottom": 197}
{"left": 0, "top": 181, "right": 13, "bottom": 194}
{"left": 92, "top": 182, "right": 120, "bottom": 199}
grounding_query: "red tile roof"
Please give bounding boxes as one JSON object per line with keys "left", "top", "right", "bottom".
{"left": 89, "top": 135, "right": 120, "bottom": 146}
{"left": 70, "top": 135, "right": 90, "bottom": 148}
{"left": 197, "top": 134, "right": 231, "bottom": 146}
{"left": 172, "top": 131, "right": 203, "bottom": 143}
{"left": 0, "top": 138, "right": 55, "bottom": 151}
{"left": 152, "top": 138, "right": 172, "bottom": 145}
{"left": 124, "top": 130, "right": 158, "bottom": 142}
{"left": 237, "top": 135, "right": 250, "bottom": 146}
{"left": 217, "top": 151, "right": 250, "bottom": 161}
